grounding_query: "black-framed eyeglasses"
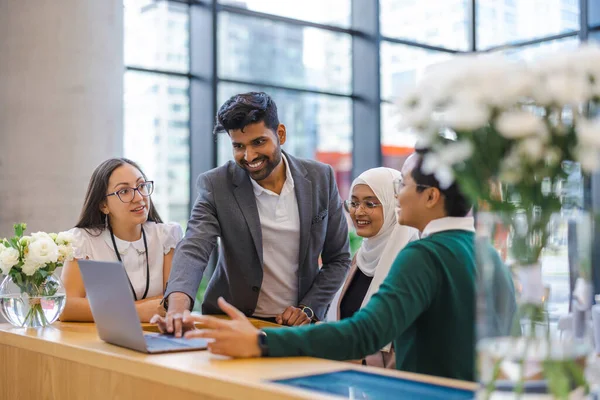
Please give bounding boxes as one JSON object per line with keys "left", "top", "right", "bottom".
{"left": 343, "top": 199, "right": 382, "bottom": 215}
{"left": 393, "top": 177, "right": 434, "bottom": 197}
{"left": 106, "top": 181, "right": 154, "bottom": 203}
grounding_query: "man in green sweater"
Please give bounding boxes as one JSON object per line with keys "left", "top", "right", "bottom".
{"left": 182, "top": 149, "right": 477, "bottom": 381}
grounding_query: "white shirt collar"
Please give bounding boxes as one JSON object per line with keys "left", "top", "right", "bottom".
{"left": 102, "top": 223, "right": 147, "bottom": 254}
{"left": 420, "top": 217, "right": 475, "bottom": 238}
{"left": 251, "top": 154, "right": 294, "bottom": 197}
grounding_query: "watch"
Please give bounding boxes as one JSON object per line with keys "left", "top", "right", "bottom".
{"left": 300, "top": 305, "right": 315, "bottom": 320}
{"left": 257, "top": 330, "right": 269, "bottom": 357}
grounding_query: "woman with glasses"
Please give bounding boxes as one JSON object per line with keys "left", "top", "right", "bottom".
{"left": 327, "top": 167, "right": 418, "bottom": 368}
{"left": 59, "top": 158, "right": 183, "bottom": 322}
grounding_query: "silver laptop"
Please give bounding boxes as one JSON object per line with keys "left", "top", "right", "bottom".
{"left": 78, "top": 259, "right": 208, "bottom": 354}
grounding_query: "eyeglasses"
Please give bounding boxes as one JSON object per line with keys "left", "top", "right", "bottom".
{"left": 393, "top": 177, "right": 434, "bottom": 197}
{"left": 106, "top": 181, "right": 154, "bottom": 203}
{"left": 343, "top": 200, "right": 382, "bottom": 215}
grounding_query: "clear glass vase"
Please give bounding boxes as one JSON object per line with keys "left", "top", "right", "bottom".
{"left": 476, "top": 210, "right": 593, "bottom": 398}
{"left": 0, "top": 273, "right": 66, "bottom": 328}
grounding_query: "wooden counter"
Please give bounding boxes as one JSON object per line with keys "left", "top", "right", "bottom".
{"left": 0, "top": 320, "right": 476, "bottom": 400}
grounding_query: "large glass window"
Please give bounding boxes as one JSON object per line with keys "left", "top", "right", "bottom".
{"left": 477, "top": 0, "right": 579, "bottom": 49}
{"left": 380, "top": 43, "right": 452, "bottom": 101}
{"left": 219, "top": 0, "right": 351, "bottom": 28}
{"left": 218, "top": 13, "right": 352, "bottom": 94}
{"left": 124, "top": 71, "right": 190, "bottom": 228}
{"left": 123, "top": 0, "right": 596, "bottom": 227}
{"left": 217, "top": 83, "right": 353, "bottom": 198}
{"left": 124, "top": 0, "right": 189, "bottom": 73}
{"left": 380, "top": 0, "right": 470, "bottom": 50}
{"left": 495, "top": 36, "right": 579, "bottom": 60}
{"left": 380, "top": 43, "right": 453, "bottom": 169}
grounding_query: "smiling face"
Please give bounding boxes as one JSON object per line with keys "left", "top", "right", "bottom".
{"left": 350, "top": 184, "right": 384, "bottom": 238}
{"left": 101, "top": 163, "right": 150, "bottom": 228}
{"left": 229, "top": 121, "right": 286, "bottom": 182}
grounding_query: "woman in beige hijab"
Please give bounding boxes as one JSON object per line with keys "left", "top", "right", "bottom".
{"left": 327, "top": 167, "right": 419, "bottom": 368}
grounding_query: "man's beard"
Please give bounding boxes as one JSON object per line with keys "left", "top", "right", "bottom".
{"left": 243, "top": 147, "right": 282, "bottom": 182}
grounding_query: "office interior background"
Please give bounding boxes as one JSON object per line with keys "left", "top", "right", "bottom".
{"left": 2, "top": 0, "right": 600, "bottom": 243}
{"left": 122, "top": 0, "right": 600, "bottom": 230}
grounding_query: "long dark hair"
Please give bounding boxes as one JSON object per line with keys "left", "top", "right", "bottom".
{"left": 75, "top": 158, "right": 163, "bottom": 234}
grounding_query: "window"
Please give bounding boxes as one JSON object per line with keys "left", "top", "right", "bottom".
{"left": 124, "top": 71, "right": 190, "bottom": 227}
{"left": 380, "top": 43, "right": 452, "bottom": 101}
{"left": 218, "top": 13, "right": 352, "bottom": 95}
{"left": 477, "top": 0, "right": 580, "bottom": 49}
{"left": 495, "top": 37, "right": 579, "bottom": 61}
{"left": 380, "top": 0, "right": 470, "bottom": 51}
{"left": 218, "top": 0, "right": 351, "bottom": 28}
{"left": 124, "top": 0, "right": 189, "bottom": 73}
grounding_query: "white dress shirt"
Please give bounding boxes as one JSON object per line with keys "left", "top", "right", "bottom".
{"left": 70, "top": 222, "right": 183, "bottom": 299}
{"left": 251, "top": 155, "right": 301, "bottom": 317}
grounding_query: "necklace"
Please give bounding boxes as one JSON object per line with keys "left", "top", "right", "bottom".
{"left": 108, "top": 225, "right": 150, "bottom": 301}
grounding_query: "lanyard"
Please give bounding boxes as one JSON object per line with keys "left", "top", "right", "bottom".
{"left": 108, "top": 225, "right": 150, "bottom": 301}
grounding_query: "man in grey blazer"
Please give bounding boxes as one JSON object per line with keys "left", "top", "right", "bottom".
{"left": 153, "top": 92, "right": 350, "bottom": 335}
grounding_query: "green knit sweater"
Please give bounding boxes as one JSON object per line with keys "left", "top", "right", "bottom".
{"left": 263, "top": 230, "right": 476, "bottom": 381}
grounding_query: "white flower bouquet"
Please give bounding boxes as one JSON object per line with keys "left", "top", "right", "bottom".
{"left": 398, "top": 45, "right": 600, "bottom": 397}
{"left": 398, "top": 44, "right": 600, "bottom": 210}
{"left": 0, "top": 223, "right": 73, "bottom": 327}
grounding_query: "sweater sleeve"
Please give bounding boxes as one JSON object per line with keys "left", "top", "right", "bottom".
{"left": 263, "top": 244, "right": 439, "bottom": 360}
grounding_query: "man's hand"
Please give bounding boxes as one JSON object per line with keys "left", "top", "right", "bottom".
{"left": 149, "top": 292, "right": 194, "bottom": 338}
{"left": 183, "top": 297, "right": 262, "bottom": 358}
{"left": 275, "top": 306, "right": 310, "bottom": 326}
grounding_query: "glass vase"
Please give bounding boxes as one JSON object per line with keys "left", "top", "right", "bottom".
{"left": 476, "top": 210, "right": 593, "bottom": 399}
{"left": 0, "top": 273, "right": 66, "bottom": 328}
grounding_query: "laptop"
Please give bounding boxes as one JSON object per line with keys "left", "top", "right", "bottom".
{"left": 78, "top": 259, "right": 208, "bottom": 354}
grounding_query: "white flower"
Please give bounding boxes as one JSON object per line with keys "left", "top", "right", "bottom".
{"left": 545, "top": 73, "right": 590, "bottom": 105}
{"left": 30, "top": 232, "right": 53, "bottom": 242}
{"left": 577, "top": 118, "right": 600, "bottom": 148}
{"left": 57, "top": 244, "right": 74, "bottom": 263}
{"left": 21, "top": 258, "right": 41, "bottom": 276}
{"left": 55, "top": 231, "right": 74, "bottom": 246}
{"left": 441, "top": 98, "right": 490, "bottom": 131}
{"left": 544, "top": 147, "right": 562, "bottom": 166}
{"left": 19, "top": 236, "right": 32, "bottom": 246}
{"left": 422, "top": 152, "right": 455, "bottom": 189}
{"left": 0, "top": 247, "right": 19, "bottom": 275}
{"left": 499, "top": 150, "right": 523, "bottom": 184}
{"left": 517, "top": 137, "right": 545, "bottom": 162}
{"left": 576, "top": 146, "right": 600, "bottom": 173}
{"left": 438, "top": 140, "right": 474, "bottom": 166}
{"left": 434, "top": 164, "right": 455, "bottom": 189}
{"left": 495, "top": 111, "right": 547, "bottom": 139}
{"left": 397, "top": 91, "right": 435, "bottom": 130}
{"left": 27, "top": 237, "right": 59, "bottom": 266}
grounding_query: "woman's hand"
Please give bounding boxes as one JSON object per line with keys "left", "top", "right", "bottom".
{"left": 135, "top": 297, "right": 163, "bottom": 322}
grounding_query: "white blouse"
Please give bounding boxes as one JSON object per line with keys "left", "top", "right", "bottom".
{"left": 70, "top": 222, "right": 183, "bottom": 299}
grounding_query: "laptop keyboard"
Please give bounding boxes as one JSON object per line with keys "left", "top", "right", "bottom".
{"left": 145, "top": 334, "right": 199, "bottom": 351}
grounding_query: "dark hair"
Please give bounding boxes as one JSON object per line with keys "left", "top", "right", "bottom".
{"left": 213, "top": 92, "right": 280, "bottom": 135}
{"left": 75, "top": 158, "right": 163, "bottom": 234}
{"left": 411, "top": 147, "right": 473, "bottom": 217}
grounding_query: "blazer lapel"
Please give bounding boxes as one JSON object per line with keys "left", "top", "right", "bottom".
{"left": 287, "top": 153, "right": 312, "bottom": 270}
{"left": 231, "top": 164, "right": 263, "bottom": 266}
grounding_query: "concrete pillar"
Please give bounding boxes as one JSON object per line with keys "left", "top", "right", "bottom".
{"left": 0, "top": 0, "right": 124, "bottom": 237}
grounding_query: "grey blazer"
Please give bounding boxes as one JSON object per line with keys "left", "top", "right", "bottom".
{"left": 165, "top": 152, "right": 351, "bottom": 320}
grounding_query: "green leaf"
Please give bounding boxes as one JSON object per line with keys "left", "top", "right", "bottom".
{"left": 8, "top": 238, "right": 19, "bottom": 250}
{"left": 14, "top": 223, "right": 25, "bottom": 238}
